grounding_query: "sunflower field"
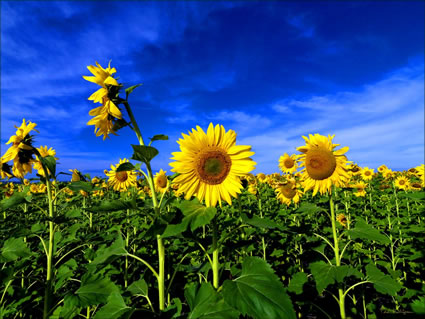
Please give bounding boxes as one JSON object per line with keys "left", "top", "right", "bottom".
{"left": 0, "top": 62, "right": 424, "bottom": 319}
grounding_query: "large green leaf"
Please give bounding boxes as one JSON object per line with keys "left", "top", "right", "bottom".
{"left": 410, "top": 296, "right": 425, "bottom": 314}
{"left": 126, "top": 278, "right": 148, "bottom": 297}
{"left": 241, "top": 213, "right": 282, "bottom": 230}
{"left": 86, "top": 199, "right": 136, "bottom": 212}
{"left": 131, "top": 144, "right": 158, "bottom": 164}
{"left": 310, "top": 261, "right": 362, "bottom": 293}
{"left": 177, "top": 199, "right": 217, "bottom": 232}
{"left": 185, "top": 283, "right": 239, "bottom": 319}
{"left": 162, "top": 219, "right": 190, "bottom": 238}
{"left": 1, "top": 237, "right": 31, "bottom": 262}
{"left": 116, "top": 162, "right": 136, "bottom": 172}
{"left": 94, "top": 292, "right": 133, "bottom": 319}
{"left": 68, "top": 181, "right": 93, "bottom": 192}
{"left": 347, "top": 219, "right": 390, "bottom": 244}
{"left": 39, "top": 155, "right": 56, "bottom": 177}
{"left": 0, "top": 192, "right": 31, "bottom": 210}
{"left": 90, "top": 234, "right": 128, "bottom": 267}
{"left": 365, "top": 263, "right": 402, "bottom": 296}
{"left": 76, "top": 273, "right": 119, "bottom": 307}
{"left": 222, "top": 257, "right": 296, "bottom": 319}
{"left": 295, "top": 202, "right": 324, "bottom": 214}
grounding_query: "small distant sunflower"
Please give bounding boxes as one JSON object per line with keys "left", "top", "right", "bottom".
{"left": 248, "top": 184, "right": 257, "bottom": 195}
{"left": 275, "top": 180, "right": 302, "bottom": 206}
{"left": 296, "top": 134, "right": 350, "bottom": 196}
{"left": 154, "top": 169, "right": 169, "bottom": 193}
{"left": 105, "top": 159, "right": 137, "bottom": 192}
{"left": 394, "top": 176, "right": 410, "bottom": 190}
{"left": 409, "top": 182, "right": 424, "bottom": 191}
{"left": 383, "top": 169, "right": 394, "bottom": 180}
{"left": 170, "top": 123, "right": 256, "bottom": 207}
{"left": 336, "top": 213, "right": 348, "bottom": 228}
{"left": 378, "top": 164, "right": 389, "bottom": 174}
{"left": 361, "top": 167, "right": 374, "bottom": 181}
{"left": 69, "top": 169, "right": 84, "bottom": 182}
{"left": 278, "top": 153, "right": 298, "bottom": 174}
{"left": 33, "top": 146, "right": 58, "bottom": 177}
{"left": 348, "top": 163, "right": 362, "bottom": 176}
{"left": 353, "top": 181, "right": 367, "bottom": 197}
{"left": 29, "top": 183, "right": 38, "bottom": 193}
{"left": 1, "top": 119, "right": 38, "bottom": 179}
{"left": 257, "top": 173, "right": 266, "bottom": 183}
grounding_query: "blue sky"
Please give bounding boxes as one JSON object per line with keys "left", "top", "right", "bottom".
{"left": 1, "top": 1, "right": 424, "bottom": 180}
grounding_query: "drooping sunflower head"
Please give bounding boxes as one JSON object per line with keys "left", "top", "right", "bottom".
{"left": 353, "top": 181, "right": 367, "bottom": 197}
{"left": 275, "top": 179, "right": 302, "bottom": 206}
{"left": 394, "top": 176, "right": 410, "bottom": 190}
{"left": 0, "top": 163, "right": 13, "bottom": 180}
{"left": 256, "top": 173, "right": 266, "bottom": 183}
{"left": 278, "top": 153, "right": 298, "bottom": 174}
{"left": 105, "top": 158, "right": 137, "bottom": 192}
{"left": 154, "top": 169, "right": 169, "bottom": 193}
{"left": 69, "top": 169, "right": 83, "bottom": 182}
{"left": 170, "top": 123, "right": 256, "bottom": 207}
{"left": 336, "top": 213, "right": 348, "bottom": 228}
{"left": 361, "top": 167, "right": 374, "bottom": 181}
{"left": 33, "top": 146, "right": 57, "bottom": 177}
{"left": 296, "top": 134, "right": 350, "bottom": 196}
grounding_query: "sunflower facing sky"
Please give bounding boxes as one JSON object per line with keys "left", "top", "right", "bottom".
{"left": 1, "top": 119, "right": 38, "bottom": 179}
{"left": 278, "top": 153, "right": 298, "bottom": 174}
{"left": 105, "top": 158, "right": 137, "bottom": 192}
{"left": 296, "top": 134, "right": 350, "bottom": 196}
{"left": 170, "top": 123, "right": 256, "bottom": 207}
{"left": 83, "top": 61, "right": 123, "bottom": 140}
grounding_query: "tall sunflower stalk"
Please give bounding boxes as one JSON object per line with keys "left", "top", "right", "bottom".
{"left": 83, "top": 61, "right": 166, "bottom": 311}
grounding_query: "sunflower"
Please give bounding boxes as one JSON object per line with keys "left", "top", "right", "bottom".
{"left": 377, "top": 164, "right": 388, "bottom": 174}
{"left": 361, "top": 167, "right": 374, "bottom": 181}
{"left": 154, "top": 169, "right": 169, "bottom": 193}
{"left": 394, "top": 176, "right": 410, "bottom": 190}
{"left": 296, "top": 134, "right": 350, "bottom": 196}
{"left": 336, "top": 213, "right": 348, "bottom": 228}
{"left": 87, "top": 103, "right": 120, "bottom": 140}
{"left": 1, "top": 163, "right": 12, "bottom": 180}
{"left": 169, "top": 123, "right": 256, "bottom": 207}
{"left": 353, "top": 181, "right": 367, "bottom": 197}
{"left": 69, "top": 169, "right": 84, "bottom": 182}
{"left": 275, "top": 180, "right": 302, "bottom": 206}
{"left": 409, "top": 182, "right": 424, "bottom": 191}
{"left": 33, "top": 146, "right": 58, "bottom": 177}
{"left": 1, "top": 119, "right": 38, "bottom": 179}
{"left": 256, "top": 173, "right": 266, "bottom": 183}
{"left": 278, "top": 153, "right": 298, "bottom": 174}
{"left": 383, "top": 169, "right": 394, "bottom": 180}
{"left": 105, "top": 158, "right": 137, "bottom": 191}
{"left": 348, "top": 163, "right": 362, "bottom": 176}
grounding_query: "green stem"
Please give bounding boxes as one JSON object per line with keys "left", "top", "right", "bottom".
{"left": 330, "top": 194, "right": 346, "bottom": 319}
{"left": 157, "top": 235, "right": 165, "bottom": 311}
{"left": 212, "top": 218, "right": 219, "bottom": 289}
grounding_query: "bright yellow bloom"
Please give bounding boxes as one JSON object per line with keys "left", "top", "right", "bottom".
{"left": 394, "top": 176, "right": 410, "bottom": 190}
{"left": 383, "top": 169, "right": 394, "bottom": 179}
{"left": 257, "top": 173, "right": 266, "bottom": 183}
{"left": 69, "top": 169, "right": 83, "bottom": 182}
{"left": 154, "top": 169, "right": 169, "bottom": 193}
{"left": 296, "top": 134, "right": 350, "bottom": 196}
{"left": 361, "top": 167, "right": 374, "bottom": 181}
{"left": 377, "top": 164, "right": 388, "bottom": 174}
{"left": 336, "top": 213, "right": 348, "bottom": 228}
{"left": 33, "top": 146, "right": 58, "bottom": 177}
{"left": 105, "top": 158, "right": 137, "bottom": 192}
{"left": 353, "top": 181, "right": 367, "bottom": 197}
{"left": 278, "top": 153, "right": 298, "bottom": 174}
{"left": 29, "top": 184, "right": 38, "bottom": 193}
{"left": 275, "top": 180, "right": 302, "bottom": 206}
{"left": 170, "top": 123, "right": 256, "bottom": 207}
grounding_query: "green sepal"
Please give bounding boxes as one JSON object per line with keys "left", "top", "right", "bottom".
{"left": 125, "top": 83, "right": 143, "bottom": 96}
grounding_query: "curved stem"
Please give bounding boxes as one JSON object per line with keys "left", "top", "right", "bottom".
{"left": 343, "top": 281, "right": 371, "bottom": 299}
{"left": 127, "top": 253, "right": 159, "bottom": 279}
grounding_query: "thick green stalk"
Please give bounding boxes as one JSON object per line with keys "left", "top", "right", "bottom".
{"left": 157, "top": 235, "right": 165, "bottom": 310}
{"left": 330, "top": 195, "right": 346, "bottom": 319}
{"left": 212, "top": 219, "right": 219, "bottom": 289}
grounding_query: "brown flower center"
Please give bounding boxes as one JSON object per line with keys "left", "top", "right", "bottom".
{"left": 280, "top": 183, "right": 297, "bottom": 199}
{"left": 196, "top": 148, "right": 232, "bottom": 185}
{"left": 157, "top": 175, "right": 167, "bottom": 188}
{"left": 116, "top": 171, "right": 128, "bottom": 183}
{"left": 305, "top": 148, "right": 336, "bottom": 180}
{"left": 399, "top": 180, "right": 405, "bottom": 185}
{"left": 365, "top": 171, "right": 371, "bottom": 176}
{"left": 284, "top": 158, "right": 295, "bottom": 168}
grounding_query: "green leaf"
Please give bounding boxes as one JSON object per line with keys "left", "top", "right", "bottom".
{"left": 90, "top": 234, "right": 128, "bottom": 267}
{"left": 162, "top": 219, "right": 190, "bottom": 238}
{"left": 86, "top": 199, "right": 136, "bottom": 212}
{"left": 347, "top": 219, "right": 390, "bottom": 244}
{"left": 125, "top": 83, "right": 142, "bottom": 95}
{"left": 177, "top": 199, "right": 217, "bottom": 232}
{"left": 310, "top": 262, "right": 362, "bottom": 293}
{"left": 94, "top": 292, "right": 133, "bottom": 319}
{"left": 126, "top": 278, "right": 148, "bottom": 297}
{"left": 0, "top": 192, "right": 30, "bottom": 210}
{"left": 288, "top": 272, "right": 308, "bottom": 295}
{"left": 149, "top": 134, "right": 169, "bottom": 144}
{"left": 365, "top": 264, "right": 402, "bottom": 296}
{"left": 131, "top": 144, "right": 159, "bottom": 164}
{"left": 400, "top": 191, "right": 425, "bottom": 201}
{"left": 1, "top": 237, "right": 31, "bottom": 261}
{"left": 410, "top": 296, "right": 425, "bottom": 314}
{"left": 241, "top": 213, "right": 282, "bottom": 230}
{"left": 68, "top": 181, "right": 93, "bottom": 192}
{"left": 39, "top": 155, "right": 56, "bottom": 177}
{"left": 222, "top": 257, "right": 296, "bottom": 319}
{"left": 295, "top": 202, "right": 324, "bottom": 214}
{"left": 76, "top": 273, "right": 119, "bottom": 307}
{"left": 116, "top": 162, "right": 136, "bottom": 172}
{"left": 185, "top": 283, "right": 240, "bottom": 319}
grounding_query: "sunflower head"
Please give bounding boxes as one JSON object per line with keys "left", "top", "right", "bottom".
{"left": 336, "top": 213, "right": 348, "bottom": 227}
{"left": 154, "top": 169, "right": 169, "bottom": 193}
{"left": 296, "top": 134, "right": 350, "bottom": 196}
{"left": 275, "top": 180, "right": 302, "bottom": 206}
{"left": 378, "top": 164, "right": 388, "bottom": 174}
{"left": 278, "top": 153, "right": 298, "bottom": 174}
{"left": 170, "top": 123, "right": 256, "bottom": 207}
{"left": 394, "top": 176, "right": 410, "bottom": 190}
{"left": 69, "top": 169, "right": 83, "bottom": 182}
{"left": 105, "top": 158, "right": 137, "bottom": 192}
{"left": 361, "top": 167, "right": 374, "bottom": 181}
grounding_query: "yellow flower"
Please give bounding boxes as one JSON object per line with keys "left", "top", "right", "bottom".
{"left": 248, "top": 184, "right": 257, "bottom": 195}
{"left": 105, "top": 158, "right": 137, "bottom": 191}
{"left": 377, "top": 164, "right": 388, "bottom": 174}
{"left": 69, "top": 169, "right": 83, "bottom": 182}
{"left": 1, "top": 163, "right": 13, "bottom": 180}
{"left": 87, "top": 107, "right": 119, "bottom": 140}
{"left": 394, "top": 176, "right": 410, "bottom": 190}
{"left": 154, "top": 169, "right": 169, "bottom": 193}
{"left": 296, "top": 134, "right": 350, "bottom": 196}
{"left": 353, "top": 181, "right": 367, "bottom": 197}
{"left": 278, "top": 153, "right": 298, "bottom": 174}
{"left": 361, "top": 167, "right": 374, "bottom": 181}
{"left": 275, "top": 180, "right": 302, "bottom": 206}
{"left": 170, "top": 123, "right": 256, "bottom": 207}
{"left": 383, "top": 169, "right": 394, "bottom": 179}
{"left": 1, "top": 119, "right": 38, "bottom": 179}
{"left": 29, "top": 184, "right": 38, "bottom": 193}
{"left": 256, "top": 173, "right": 266, "bottom": 183}
{"left": 33, "top": 146, "right": 58, "bottom": 177}
{"left": 336, "top": 213, "right": 348, "bottom": 227}
{"left": 348, "top": 163, "right": 362, "bottom": 176}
